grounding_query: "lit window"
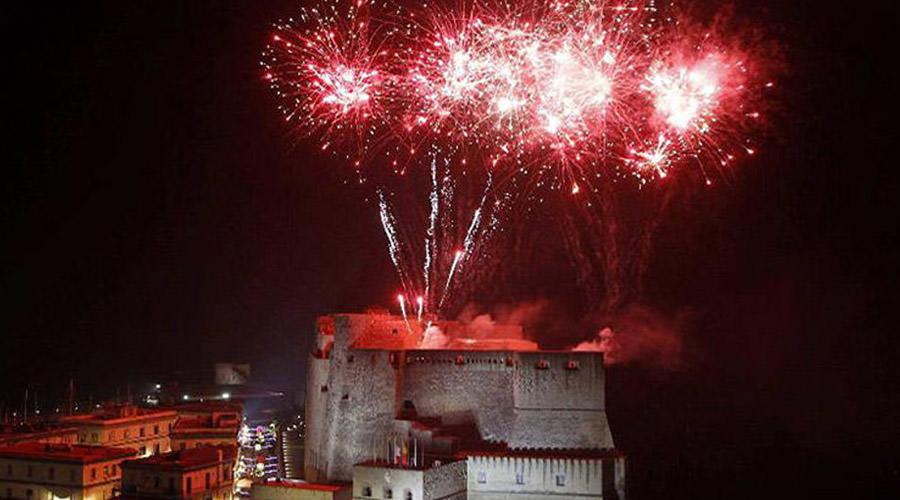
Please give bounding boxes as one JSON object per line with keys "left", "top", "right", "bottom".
{"left": 477, "top": 471, "right": 487, "bottom": 484}
{"left": 556, "top": 474, "right": 566, "bottom": 486}
{"left": 516, "top": 473, "right": 524, "bottom": 485}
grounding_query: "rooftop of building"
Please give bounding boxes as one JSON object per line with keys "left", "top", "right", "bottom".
{"left": 122, "top": 444, "right": 236, "bottom": 471}
{"left": 171, "top": 415, "right": 239, "bottom": 438}
{"left": 61, "top": 405, "right": 176, "bottom": 426}
{"left": 253, "top": 480, "right": 350, "bottom": 492}
{"left": 0, "top": 442, "right": 136, "bottom": 464}
{"left": 0, "top": 423, "right": 78, "bottom": 444}
{"left": 173, "top": 415, "right": 239, "bottom": 430}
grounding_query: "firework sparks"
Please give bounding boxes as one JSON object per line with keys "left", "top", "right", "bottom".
{"left": 264, "top": 0, "right": 774, "bottom": 315}
{"left": 645, "top": 55, "right": 724, "bottom": 132}
{"left": 265, "top": 0, "right": 766, "bottom": 180}
{"left": 628, "top": 133, "right": 673, "bottom": 178}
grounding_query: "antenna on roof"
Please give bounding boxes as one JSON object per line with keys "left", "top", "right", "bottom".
{"left": 66, "top": 379, "right": 75, "bottom": 416}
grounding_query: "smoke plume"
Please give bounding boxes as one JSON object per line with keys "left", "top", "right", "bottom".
{"left": 575, "top": 304, "right": 689, "bottom": 370}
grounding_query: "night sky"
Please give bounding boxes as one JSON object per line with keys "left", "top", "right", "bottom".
{"left": 2, "top": 1, "right": 897, "bottom": 498}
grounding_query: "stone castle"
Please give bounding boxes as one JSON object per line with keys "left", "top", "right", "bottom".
{"left": 303, "top": 311, "right": 625, "bottom": 499}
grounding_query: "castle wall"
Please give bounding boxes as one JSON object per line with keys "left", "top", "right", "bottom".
{"left": 510, "top": 352, "right": 614, "bottom": 449}
{"left": 401, "top": 351, "right": 614, "bottom": 449}
{"left": 402, "top": 351, "right": 517, "bottom": 442}
{"left": 423, "top": 460, "right": 467, "bottom": 500}
{"left": 467, "top": 455, "right": 624, "bottom": 499}
{"left": 305, "top": 314, "right": 620, "bottom": 484}
{"left": 352, "top": 460, "right": 467, "bottom": 500}
{"left": 307, "top": 315, "right": 404, "bottom": 481}
{"left": 303, "top": 353, "right": 330, "bottom": 481}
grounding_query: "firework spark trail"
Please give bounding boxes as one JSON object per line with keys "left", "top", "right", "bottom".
{"left": 461, "top": 172, "right": 493, "bottom": 260}
{"left": 439, "top": 250, "right": 465, "bottom": 311}
{"left": 379, "top": 189, "right": 414, "bottom": 296}
{"left": 397, "top": 293, "right": 412, "bottom": 333}
{"left": 423, "top": 156, "right": 440, "bottom": 305}
{"left": 437, "top": 172, "right": 493, "bottom": 310}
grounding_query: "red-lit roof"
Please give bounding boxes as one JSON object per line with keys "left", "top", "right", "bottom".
{"left": 122, "top": 445, "right": 236, "bottom": 471}
{"left": 173, "top": 416, "right": 239, "bottom": 431}
{"left": 61, "top": 405, "right": 176, "bottom": 426}
{"left": 0, "top": 425, "right": 78, "bottom": 445}
{"left": 0, "top": 442, "right": 136, "bottom": 464}
{"left": 254, "top": 480, "right": 350, "bottom": 492}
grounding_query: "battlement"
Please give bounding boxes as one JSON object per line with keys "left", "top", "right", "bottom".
{"left": 315, "top": 312, "right": 538, "bottom": 353}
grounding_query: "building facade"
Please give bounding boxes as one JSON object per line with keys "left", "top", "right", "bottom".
{"left": 62, "top": 406, "right": 177, "bottom": 457}
{"left": 466, "top": 451, "right": 626, "bottom": 499}
{"left": 0, "top": 442, "right": 137, "bottom": 500}
{"left": 351, "top": 460, "right": 466, "bottom": 500}
{"left": 120, "top": 444, "right": 236, "bottom": 500}
{"left": 171, "top": 403, "right": 241, "bottom": 451}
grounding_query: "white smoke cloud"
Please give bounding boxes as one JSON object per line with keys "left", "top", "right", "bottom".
{"left": 574, "top": 305, "right": 687, "bottom": 370}
{"left": 419, "top": 325, "right": 450, "bottom": 349}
